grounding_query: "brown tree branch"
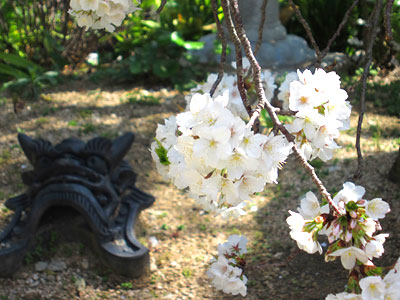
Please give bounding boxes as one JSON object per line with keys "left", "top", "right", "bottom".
{"left": 227, "top": 0, "right": 341, "bottom": 216}
{"left": 354, "top": 0, "right": 383, "bottom": 180}
{"left": 288, "top": 0, "right": 321, "bottom": 61}
{"left": 210, "top": 0, "right": 228, "bottom": 97}
{"left": 220, "top": 0, "right": 252, "bottom": 118}
{"left": 319, "top": 0, "right": 359, "bottom": 61}
{"left": 156, "top": 0, "right": 168, "bottom": 14}
{"left": 274, "top": 108, "right": 296, "bottom": 116}
{"left": 254, "top": 0, "right": 268, "bottom": 56}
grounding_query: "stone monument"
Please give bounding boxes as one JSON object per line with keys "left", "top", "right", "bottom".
{"left": 195, "top": 0, "right": 315, "bottom": 70}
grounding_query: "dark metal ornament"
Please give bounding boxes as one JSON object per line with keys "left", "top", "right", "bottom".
{"left": 0, "top": 133, "right": 155, "bottom": 277}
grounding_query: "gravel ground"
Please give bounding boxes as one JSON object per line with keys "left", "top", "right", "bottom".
{"left": 0, "top": 77, "right": 399, "bottom": 300}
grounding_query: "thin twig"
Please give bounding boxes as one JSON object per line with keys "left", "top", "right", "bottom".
{"left": 210, "top": 0, "right": 227, "bottom": 97}
{"left": 254, "top": 0, "right": 268, "bottom": 56}
{"left": 274, "top": 108, "right": 296, "bottom": 116}
{"left": 385, "top": 0, "right": 394, "bottom": 41}
{"left": 228, "top": 0, "right": 341, "bottom": 216}
{"left": 220, "top": 0, "right": 252, "bottom": 118}
{"left": 288, "top": 0, "right": 321, "bottom": 61}
{"left": 319, "top": 0, "right": 359, "bottom": 61}
{"left": 156, "top": 0, "right": 167, "bottom": 14}
{"left": 354, "top": 0, "right": 383, "bottom": 180}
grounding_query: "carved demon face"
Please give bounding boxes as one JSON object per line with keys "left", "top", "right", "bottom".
{"left": 0, "top": 133, "right": 154, "bottom": 278}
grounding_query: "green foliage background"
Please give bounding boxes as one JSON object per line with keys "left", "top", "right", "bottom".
{"left": 0, "top": 0, "right": 399, "bottom": 111}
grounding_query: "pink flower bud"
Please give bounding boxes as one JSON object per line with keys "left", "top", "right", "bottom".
{"left": 328, "top": 235, "right": 335, "bottom": 244}
{"left": 345, "top": 230, "right": 353, "bottom": 242}
{"left": 358, "top": 199, "right": 366, "bottom": 205}
{"left": 350, "top": 211, "right": 357, "bottom": 218}
{"left": 332, "top": 224, "right": 341, "bottom": 236}
{"left": 350, "top": 219, "right": 357, "bottom": 229}
{"left": 376, "top": 222, "right": 382, "bottom": 231}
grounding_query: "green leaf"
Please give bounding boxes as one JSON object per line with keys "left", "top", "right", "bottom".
{"left": 170, "top": 32, "right": 204, "bottom": 50}
{"left": 114, "top": 33, "right": 125, "bottom": 42}
{"left": 1, "top": 78, "right": 30, "bottom": 92}
{"left": 154, "top": 139, "right": 170, "bottom": 166}
{"left": 0, "top": 53, "right": 44, "bottom": 73}
{"left": 140, "top": 20, "right": 161, "bottom": 29}
{"left": 0, "top": 63, "right": 30, "bottom": 79}
{"left": 346, "top": 201, "right": 358, "bottom": 212}
{"left": 43, "top": 33, "right": 67, "bottom": 69}
{"left": 36, "top": 71, "right": 59, "bottom": 86}
{"left": 214, "top": 40, "right": 231, "bottom": 55}
{"left": 366, "top": 266, "right": 383, "bottom": 276}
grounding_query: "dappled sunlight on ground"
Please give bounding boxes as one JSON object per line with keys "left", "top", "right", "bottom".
{"left": 0, "top": 80, "right": 399, "bottom": 299}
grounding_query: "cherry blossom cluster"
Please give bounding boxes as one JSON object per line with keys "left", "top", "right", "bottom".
{"left": 189, "top": 66, "right": 350, "bottom": 163}
{"left": 187, "top": 59, "right": 277, "bottom": 119}
{"left": 207, "top": 235, "right": 248, "bottom": 297}
{"left": 151, "top": 91, "right": 292, "bottom": 218}
{"left": 69, "top": 0, "right": 141, "bottom": 32}
{"left": 286, "top": 182, "right": 398, "bottom": 298}
{"left": 326, "top": 261, "right": 400, "bottom": 300}
{"left": 283, "top": 69, "right": 351, "bottom": 162}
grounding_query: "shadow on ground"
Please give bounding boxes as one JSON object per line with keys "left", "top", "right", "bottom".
{"left": 246, "top": 151, "right": 400, "bottom": 300}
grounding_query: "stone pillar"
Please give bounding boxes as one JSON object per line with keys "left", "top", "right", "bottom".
{"left": 195, "top": 0, "right": 315, "bottom": 70}
{"left": 239, "top": 0, "right": 286, "bottom": 42}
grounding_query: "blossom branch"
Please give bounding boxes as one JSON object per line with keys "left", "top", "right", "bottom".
{"left": 354, "top": 0, "right": 383, "bottom": 180}
{"left": 210, "top": 0, "right": 227, "bottom": 97}
{"left": 254, "top": 0, "right": 268, "bottom": 56}
{"left": 220, "top": 0, "right": 252, "bottom": 118}
{"left": 273, "top": 108, "right": 296, "bottom": 116}
{"left": 318, "top": 0, "right": 359, "bottom": 62}
{"left": 156, "top": 0, "right": 168, "bottom": 14}
{"left": 228, "top": 0, "right": 341, "bottom": 216}
{"left": 288, "top": 0, "right": 321, "bottom": 61}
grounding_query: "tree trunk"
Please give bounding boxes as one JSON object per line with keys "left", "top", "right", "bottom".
{"left": 389, "top": 147, "right": 400, "bottom": 184}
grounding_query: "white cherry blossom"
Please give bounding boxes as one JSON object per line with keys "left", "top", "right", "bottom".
{"left": 325, "top": 292, "right": 362, "bottom": 300}
{"left": 238, "top": 128, "right": 267, "bottom": 158}
{"left": 193, "top": 126, "right": 232, "bottom": 168}
{"left": 222, "top": 275, "right": 247, "bottom": 297}
{"left": 218, "top": 235, "right": 248, "bottom": 256}
{"left": 298, "top": 191, "right": 329, "bottom": 220}
{"left": 237, "top": 172, "right": 266, "bottom": 201}
{"left": 329, "top": 246, "right": 369, "bottom": 270}
{"left": 286, "top": 210, "right": 306, "bottom": 232}
{"left": 384, "top": 283, "right": 400, "bottom": 300}
{"left": 365, "top": 233, "right": 389, "bottom": 259}
{"left": 278, "top": 71, "right": 298, "bottom": 110}
{"left": 359, "top": 276, "right": 386, "bottom": 300}
{"left": 361, "top": 217, "right": 378, "bottom": 238}
{"left": 284, "top": 68, "right": 350, "bottom": 162}
{"left": 291, "top": 230, "right": 322, "bottom": 254}
{"left": 365, "top": 198, "right": 390, "bottom": 220}
{"left": 261, "top": 69, "right": 277, "bottom": 101}
{"left": 207, "top": 256, "right": 247, "bottom": 297}
{"left": 333, "top": 182, "right": 366, "bottom": 205}
{"left": 69, "top": 0, "right": 141, "bottom": 32}
{"left": 217, "top": 204, "right": 247, "bottom": 220}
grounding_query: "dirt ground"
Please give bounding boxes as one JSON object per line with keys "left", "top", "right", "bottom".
{"left": 0, "top": 76, "right": 399, "bottom": 300}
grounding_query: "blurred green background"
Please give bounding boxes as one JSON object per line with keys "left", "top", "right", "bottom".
{"left": 0, "top": 0, "right": 399, "bottom": 113}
